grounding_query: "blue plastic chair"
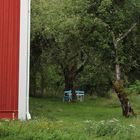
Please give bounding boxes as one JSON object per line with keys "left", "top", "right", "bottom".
{"left": 63, "top": 90, "right": 72, "bottom": 102}
{"left": 75, "top": 90, "right": 85, "bottom": 102}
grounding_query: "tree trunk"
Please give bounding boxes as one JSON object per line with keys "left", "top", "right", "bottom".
{"left": 114, "top": 58, "right": 136, "bottom": 117}
{"left": 64, "top": 75, "right": 74, "bottom": 90}
{"left": 30, "top": 71, "right": 37, "bottom": 97}
{"left": 115, "top": 64, "right": 121, "bottom": 81}
{"left": 113, "top": 81, "right": 136, "bottom": 117}
{"left": 64, "top": 74, "right": 77, "bottom": 101}
{"left": 111, "top": 23, "right": 137, "bottom": 117}
{"left": 40, "top": 74, "right": 45, "bottom": 97}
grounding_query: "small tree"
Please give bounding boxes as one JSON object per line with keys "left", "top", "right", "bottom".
{"left": 88, "top": 0, "right": 139, "bottom": 117}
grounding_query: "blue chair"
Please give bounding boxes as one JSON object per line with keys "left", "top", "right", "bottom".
{"left": 75, "top": 90, "right": 85, "bottom": 102}
{"left": 63, "top": 90, "right": 72, "bottom": 102}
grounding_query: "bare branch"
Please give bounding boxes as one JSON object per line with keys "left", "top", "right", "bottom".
{"left": 116, "top": 23, "right": 137, "bottom": 43}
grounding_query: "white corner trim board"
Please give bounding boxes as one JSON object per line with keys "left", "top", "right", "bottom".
{"left": 18, "top": 0, "right": 31, "bottom": 120}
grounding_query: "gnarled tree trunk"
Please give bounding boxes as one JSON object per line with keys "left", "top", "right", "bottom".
{"left": 64, "top": 74, "right": 74, "bottom": 90}
{"left": 113, "top": 80, "right": 136, "bottom": 117}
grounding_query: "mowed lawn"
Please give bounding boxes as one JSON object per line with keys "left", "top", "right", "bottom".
{"left": 0, "top": 94, "right": 140, "bottom": 140}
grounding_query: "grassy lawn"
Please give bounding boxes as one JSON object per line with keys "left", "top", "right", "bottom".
{"left": 0, "top": 94, "right": 140, "bottom": 140}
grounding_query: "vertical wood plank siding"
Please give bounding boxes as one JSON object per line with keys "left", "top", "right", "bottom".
{"left": 0, "top": 0, "right": 20, "bottom": 119}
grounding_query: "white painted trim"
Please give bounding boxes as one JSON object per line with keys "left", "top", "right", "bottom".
{"left": 18, "top": 0, "right": 31, "bottom": 120}
{"left": 26, "top": 0, "right": 31, "bottom": 120}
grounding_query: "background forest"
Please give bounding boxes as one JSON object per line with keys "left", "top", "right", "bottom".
{"left": 30, "top": 0, "right": 140, "bottom": 97}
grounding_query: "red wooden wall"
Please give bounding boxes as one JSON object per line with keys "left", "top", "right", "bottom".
{"left": 0, "top": 0, "right": 20, "bottom": 119}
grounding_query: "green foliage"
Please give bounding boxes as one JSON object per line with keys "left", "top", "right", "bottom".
{"left": 126, "top": 80, "right": 140, "bottom": 95}
{"left": 31, "top": 0, "right": 94, "bottom": 95}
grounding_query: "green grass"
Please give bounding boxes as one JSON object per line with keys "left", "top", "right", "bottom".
{"left": 30, "top": 96, "right": 121, "bottom": 122}
{"left": 0, "top": 94, "right": 140, "bottom": 140}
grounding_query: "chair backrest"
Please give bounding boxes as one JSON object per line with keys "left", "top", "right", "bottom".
{"left": 64, "top": 90, "right": 72, "bottom": 95}
{"left": 75, "top": 90, "right": 85, "bottom": 95}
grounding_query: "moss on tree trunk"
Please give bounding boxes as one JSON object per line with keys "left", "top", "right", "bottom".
{"left": 113, "top": 80, "right": 136, "bottom": 117}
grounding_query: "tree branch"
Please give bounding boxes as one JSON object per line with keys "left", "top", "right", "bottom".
{"left": 116, "top": 23, "right": 137, "bottom": 43}
{"left": 68, "top": 53, "right": 79, "bottom": 62}
{"left": 75, "top": 50, "right": 88, "bottom": 75}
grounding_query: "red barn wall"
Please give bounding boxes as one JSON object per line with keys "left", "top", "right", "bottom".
{"left": 0, "top": 0, "right": 20, "bottom": 119}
